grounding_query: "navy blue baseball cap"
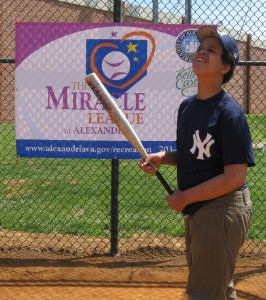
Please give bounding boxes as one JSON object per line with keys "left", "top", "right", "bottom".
{"left": 197, "top": 26, "right": 239, "bottom": 64}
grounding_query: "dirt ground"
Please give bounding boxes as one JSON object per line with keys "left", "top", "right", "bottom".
{"left": 0, "top": 230, "right": 265, "bottom": 300}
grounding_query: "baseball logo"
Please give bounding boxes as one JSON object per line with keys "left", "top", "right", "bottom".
{"left": 102, "top": 51, "right": 130, "bottom": 81}
{"left": 86, "top": 31, "right": 155, "bottom": 97}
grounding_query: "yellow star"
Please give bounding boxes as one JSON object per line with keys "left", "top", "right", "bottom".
{"left": 133, "top": 57, "right": 139, "bottom": 62}
{"left": 127, "top": 42, "right": 138, "bottom": 53}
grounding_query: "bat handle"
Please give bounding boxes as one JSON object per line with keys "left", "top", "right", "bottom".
{"left": 155, "top": 171, "right": 173, "bottom": 195}
{"left": 155, "top": 170, "right": 189, "bottom": 217}
{"left": 156, "top": 170, "right": 188, "bottom": 217}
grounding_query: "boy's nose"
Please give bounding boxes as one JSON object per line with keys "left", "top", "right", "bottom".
{"left": 198, "top": 48, "right": 207, "bottom": 55}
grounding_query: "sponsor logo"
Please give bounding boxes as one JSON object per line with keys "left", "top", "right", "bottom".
{"left": 176, "top": 66, "right": 198, "bottom": 96}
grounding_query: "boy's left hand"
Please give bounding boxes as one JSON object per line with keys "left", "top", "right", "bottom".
{"left": 166, "top": 189, "right": 188, "bottom": 212}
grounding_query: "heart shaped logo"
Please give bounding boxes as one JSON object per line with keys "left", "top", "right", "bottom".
{"left": 89, "top": 31, "right": 156, "bottom": 92}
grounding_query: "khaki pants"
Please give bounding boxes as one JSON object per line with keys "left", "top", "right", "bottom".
{"left": 184, "top": 189, "right": 252, "bottom": 300}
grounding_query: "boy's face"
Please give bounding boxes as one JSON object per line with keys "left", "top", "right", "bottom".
{"left": 192, "top": 37, "right": 230, "bottom": 80}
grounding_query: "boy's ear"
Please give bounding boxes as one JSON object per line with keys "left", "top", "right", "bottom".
{"left": 221, "top": 63, "right": 231, "bottom": 74}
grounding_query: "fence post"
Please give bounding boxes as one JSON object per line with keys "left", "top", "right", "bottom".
{"left": 110, "top": 0, "right": 122, "bottom": 256}
{"left": 114, "top": 0, "right": 122, "bottom": 22}
{"left": 244, "top": 34, "right": 252, "bottom": 114}
{"left": 185, "top": 0, "right": 192, "bottom": 24}
{"left": 152, "top": 0, "right": 159, "bottom": 23}
{"left": 110, "top": 158, "right": 120, "bottom": 256}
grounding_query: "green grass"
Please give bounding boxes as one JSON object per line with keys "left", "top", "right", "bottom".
{"left": 0, "top": 115, "right": 265, "bottom": 241}
{"left": 245, "top": 114, "right": 266, "bottom": 240}
{"left": 246, "top": 114, "right": 266, "bottom": 143}
{"left": 247, "top": 149, "right": 266, "bottom": 240}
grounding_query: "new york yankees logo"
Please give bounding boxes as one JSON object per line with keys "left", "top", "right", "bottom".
{"left": 190, "top": 130, "right": 215, "bottom": 160}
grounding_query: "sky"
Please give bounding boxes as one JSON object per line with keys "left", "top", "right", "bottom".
{"left": 126, "top": 0, "right": 266, "bottom": 42}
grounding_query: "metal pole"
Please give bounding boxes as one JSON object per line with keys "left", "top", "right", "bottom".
{"left": 110, "top": 0, "right": 122, "bottom": 256}
{"left": 110, "top": 158, "right": 120, "bottom": 256}
{"left": 245, "top": 34, "right": 252, "bottom": 114}
{"left": 113, "top": 0, "right": 122, "bottom": 22}
{"left": 0, "top": 58, "right": 15, "bottom": 63}
{"left": 185, "top": 0, "right": 192, "bottom": 24}
{"left": 152, "top": 0, "right": 159, "bottom": 23}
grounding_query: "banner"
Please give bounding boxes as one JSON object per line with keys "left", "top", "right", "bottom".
{"left": 15, "top": 23, "right": 200, "bottom": 159}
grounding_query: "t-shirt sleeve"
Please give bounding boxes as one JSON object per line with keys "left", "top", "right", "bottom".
{"left": 221, "top": 114, "right": 255, "bottom": 167}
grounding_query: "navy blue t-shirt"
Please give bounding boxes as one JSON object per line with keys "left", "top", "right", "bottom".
{"left": 176, "top": 89, "right": 255, "bottom": 195}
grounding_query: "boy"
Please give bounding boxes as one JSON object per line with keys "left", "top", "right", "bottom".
{"left": 139, "top": 26, "right": 255, "bottom": 299}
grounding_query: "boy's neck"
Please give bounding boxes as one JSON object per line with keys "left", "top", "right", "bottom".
{"left": 197, "top": 79, "right": 223, "bottom": 100}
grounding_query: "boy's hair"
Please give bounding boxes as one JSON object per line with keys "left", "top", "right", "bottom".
{"left": 221, "top": 48, "right": 236, "bottom": 84}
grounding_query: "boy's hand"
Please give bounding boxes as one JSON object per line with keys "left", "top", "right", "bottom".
{"left": 166, "top": 189, "right": 188, "bottom": 212}
{"left": 138, "top": 154, "right": 162, "bottom": 175}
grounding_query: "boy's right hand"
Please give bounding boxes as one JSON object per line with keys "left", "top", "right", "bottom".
{"left": 138, "top": 153, "right": 162, "bottom": 175}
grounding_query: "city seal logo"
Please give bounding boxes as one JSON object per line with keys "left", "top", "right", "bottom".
{"left": 176, "top": 29, "right": 199, "bottom": 62}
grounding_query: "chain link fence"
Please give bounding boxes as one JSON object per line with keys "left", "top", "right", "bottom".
{"left": 0, "top": 0, "right": 265, "bottom": 258}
